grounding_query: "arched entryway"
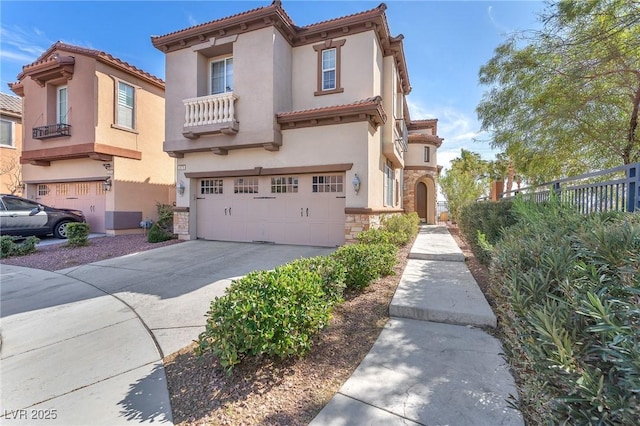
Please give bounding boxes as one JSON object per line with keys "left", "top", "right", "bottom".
{"left": 415, "top": 176, "right": 436, "bottom": 224}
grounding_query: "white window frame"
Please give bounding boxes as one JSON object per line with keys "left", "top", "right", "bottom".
{"left": 424, "top": 146, "right": 430, "bottom": 163}
{"left": 57, "top": 85, "right": 68, "bottom": 124}
{"left": 0, "top": 119, "right": 14, "bottom": 147}
{"left": 209, "top": 57, "right": 233, "bottom": 95}
{"left": 321, "top": 48, "right": 337, "bottom": 91}
{"left": 384, "top": 163, "right": 395, "bottom": 207}
{"left": 116, "top": 81, "right": 135, "bottom": 129}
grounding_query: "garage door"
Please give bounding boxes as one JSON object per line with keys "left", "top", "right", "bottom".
{"left": 35, "top": 182, "right": 106, "bottom": 233}
{"left": 196, "top": 174, "right": 345, "bottom": 247}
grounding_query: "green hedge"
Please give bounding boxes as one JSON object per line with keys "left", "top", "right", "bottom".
{"left": 195, "top": 213, "right": 416, "bottom": 372}
{"left": 490, "top": 199, "right": 640, "bottom": 424}
{"left": 458, "top": 200, "right": 516, "bottom": 265}
{"left": 332, "top": 243, "right": 397, "bottom": 291}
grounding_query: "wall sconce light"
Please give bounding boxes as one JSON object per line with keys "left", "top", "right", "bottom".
{"left": 102, "top": 178, "right": 112, "bottom": 192}
{"left": 176, "top": 181, "right": 186, "bottom": 196}
{"left": 352, "top": 174, "right": 361, "bottom": 194}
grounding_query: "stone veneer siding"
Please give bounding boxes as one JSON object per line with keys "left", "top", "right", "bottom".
{"left": 403, "top": 169, "right": 437, "bottom": 215}
{"left": 344, "top": 211, "right": 403, "bottom": 243}
{"left": 173, "top": 209, "right": 190, "bottom": 237}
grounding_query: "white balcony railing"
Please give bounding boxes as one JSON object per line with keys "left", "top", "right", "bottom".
{"left": 182, "top": 92, "right": 237, "bottom": 127}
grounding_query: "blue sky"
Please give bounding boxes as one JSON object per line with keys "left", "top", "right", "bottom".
{"left": 0, "top": 0, "right": 544, "bottom": 170}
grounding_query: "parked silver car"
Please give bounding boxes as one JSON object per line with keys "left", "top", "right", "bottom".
{"left": 0, "top": 194, "right": 86, "bottom": 239}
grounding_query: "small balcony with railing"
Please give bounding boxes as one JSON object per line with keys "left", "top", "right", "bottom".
{"left": 383, "top": 118, "right": 408, "bottom": 168}
{"left": 32, "top": 123, "right": 72, "bottom": 140}
{"left": 182, "top": 92, "right": 239, "bottom": 139}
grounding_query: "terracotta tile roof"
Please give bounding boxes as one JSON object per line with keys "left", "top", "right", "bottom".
{"left": 17, "top": 42, "right": 164, "bottom": 89}
{"left": 0, "top": 92, "right": 22, "bottom": 115}
{"left": 276, "top": 96, "right": 387, "bottom": 129}
{"left": 151, "top": 1, "right": 410, "bottom": 94}
{"left": 277, "top": 96, "right": 383, "bottom": 117}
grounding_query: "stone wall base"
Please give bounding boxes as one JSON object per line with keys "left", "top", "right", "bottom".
{"left": 173, "top": 210, "right": 190, "bottom": 236}
{"left": 344, "top": 211, "right": 402, "bottom": 243}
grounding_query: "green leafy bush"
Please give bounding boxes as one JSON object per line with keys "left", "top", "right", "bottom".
{"left": 287, "top": 256, "right": 346, "bottom": 305}
{"left": 66, "top": 222, "right": 90, "bottom": 247}
{"left": 1, "top": 235, "right": 39, "bottom": 258}
{"left": 381, "top": 213, "right": 420, "bottom": 246}
{"left": 356, "top": 228, "right": 395, "bottom": 245}
{"left": 147, "top": 203, "right": 175, "bottom": 243}
{"left": 196, "top": 262, "right": 334, "bottom": 372}
{"left": 147, "top": 222, "right": 173, "bottom": 243}
{"left": 458, "top": 200, "right": 516, "bottom": 265}
{"left": 490, "top": 199, "right": 640, "bottom": 424}
{"left": 332, "top": 243, "right": 397, "bottom": 291}
{"left": 356, "top": 213, "right": 420, "bottom": 247}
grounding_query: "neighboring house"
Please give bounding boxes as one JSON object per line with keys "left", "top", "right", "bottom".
{"left": 0, "top": 92, "right": 23, "bottom": 195}
{"left": 9, "top": 42, "right": 175, "bottom": 235}
{"left": 152, "top": 0, "right": 442, "bottom": 247}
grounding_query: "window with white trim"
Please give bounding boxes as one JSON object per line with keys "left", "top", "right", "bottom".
{"left": 321, "top": 49, "right": 336, "bottom": 91}
{"left": 234, "top": 177, "right": 258, "bottom": 194}
{"left": 201, "top": 179, "right": 224, "bottom": 195}
{"left": 312, "top": 175, "right": 343, "bottom": 193}
{"left": 57, "top": 85, "right": 68, "bottom": 124}
{"left": 117, "top": 82, "right": 135, "bottom": 129}
{"left": 424, "top": 146, "right": 430, "bottom": 163}
{"left": 271, "top": 176, "right": 298, "bottom": 193}
{"left": 0, "top": 119, "right": 14, "bottom": 147}
{"left": 384, "top": 162, "right": 395, "bottom": 207}
{"left": 210, "top": 57, "right": 233, "bottom": 95}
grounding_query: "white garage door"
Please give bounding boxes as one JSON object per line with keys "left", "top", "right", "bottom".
{"left": 35, "top": 181, "right": 107, "bottom": 233}
{"left": 196, "top": 174, "right": 345, "bottom": 247}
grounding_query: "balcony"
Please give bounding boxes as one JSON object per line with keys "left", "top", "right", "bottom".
{"left": 182, "top": 92, "right": 239, "bottom": 139}
{"left": 32, "top": 123, "right": 71, "bottom": 140}
{"left": 383, "top": 119, "right": 408, "bottom": 168}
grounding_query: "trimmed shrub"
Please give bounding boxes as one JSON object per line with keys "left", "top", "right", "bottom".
{"left": 381, "top": 213, "right": 420, "bottom": 246}
{"left": 66, "top": 222, "right": 90, "bottom": 247}
{"left": 287, "top": 256, "right": 346, "bottom": 305}
{"left": 196, "top": 262, "right": 334, "bottom": 372}
{"left": 1, "top": 235, "right": 39, "bottom": 258}
{"left": 356, "top": 228, "right": 395, "bottom": 246}
{"left": 332, "top": 243, "right": 397, "bottom": 291}
{"left": 490, "top": 200, "right": 640, "bottom": 424}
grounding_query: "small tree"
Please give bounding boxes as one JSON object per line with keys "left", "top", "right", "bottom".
{"left": 0, "top": 158, "right": 23, "bottom": 195}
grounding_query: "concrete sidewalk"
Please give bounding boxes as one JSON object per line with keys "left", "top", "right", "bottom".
{"left": 311, "top": 225, "right": 524, "bottom": 426}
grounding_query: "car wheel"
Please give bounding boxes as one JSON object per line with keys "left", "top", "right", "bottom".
{"left": 53, "top": 220, "right": 72, "bottom": 239}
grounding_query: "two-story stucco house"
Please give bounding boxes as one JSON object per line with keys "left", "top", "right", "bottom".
{"left": 9, "top": 42, "right": 175, "bottom": 235}
{"left": 152, "top": 1, "right": 442, "bottom": 247}
{"left": 0, "top": 93, "right": 23, "bottom": 195}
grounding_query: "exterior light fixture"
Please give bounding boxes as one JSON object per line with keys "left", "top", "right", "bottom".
{"left": 177, "top": 181, "right": 186, "bottom": 196}
{"left": 352, "top": 174, "right": 361, "bottom": 194}
{"left": 102, "top": 178, "right": 112, "bottom": 192}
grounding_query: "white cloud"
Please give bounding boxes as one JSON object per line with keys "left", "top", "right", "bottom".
{"left": 0, "top": 24, "right": 52, "bottom": 64}
{"left": 187, "top": 14, "right": 198, "bottom": 27}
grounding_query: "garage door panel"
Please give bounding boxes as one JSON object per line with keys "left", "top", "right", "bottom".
{"left": 196, "top": 174, "right": 345, "bottom": 247}
{"left": 35, "top": 182, "right": 106, "bottom": 233}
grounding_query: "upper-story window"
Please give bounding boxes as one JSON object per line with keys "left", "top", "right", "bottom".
{"left": 322, "top": 49, "right": 336, "bottom": 90}
{"left": 210, "top": 57, "right": 233, "bottom": 95}
{"left": 424, "top": 146, "right": 431, "bottom": 163}
{"left": 117, "top": 82, "right": 135, "bottom": 129}
{"left": 313, "top": 40, "right": 345, "bottom": 96}
{"left": 0, "top": 120, "right": 14, "bottom": 147}
{"left": 57, "top": 85, "right": 68, "bottom": 124}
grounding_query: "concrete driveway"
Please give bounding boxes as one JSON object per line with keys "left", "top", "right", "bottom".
{"left": 1, "top": 240, "right": 334, "bottom": 425}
